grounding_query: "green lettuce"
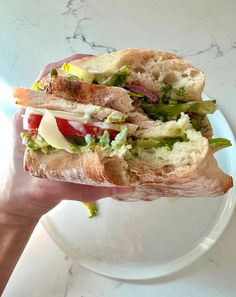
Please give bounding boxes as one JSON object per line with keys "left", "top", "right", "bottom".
{"left": 99, "top": 65, "right": 130, "bottom": 87}
{"left": 68, "top": 136, "right": 87, "bottom": 146}
{"left": 141, "top": 100, "right": 217, "bottom": 121}
{"left": 189, "top": 114, "right": 211, "bottom": 136}
{"left": 85, "top": 134, "right": 96, "bottom": 148}
{"left": 50, "top": 69, "right": 58, "bottom": 77}
{"left": 106, "top": 113, "right": 126, "bottom": 123}
{"left": 161, "top": 84, "right": 173, "bottom": 102}
{"left": 21, "top": 132, "right": 57, "bottom": 154}
{"left": 161, "top": 84, "right": 188, "bottom": 101}
{"left": 187, "top": 100, "right": 217, "bottom": 115}
{"left": 21, "top": 132, "right": 84, "bottom": 154}
{"left": 176, "top": 86, "right": 188, "bottom": 97}
{"left": 128, "top": 91, "right": 144, "bottom": 99}
{"left": 99, "top": 131, "right": 110, "bottom": 148}
{"left": 131, "top": 136, "right": 188, "bottom": 154}
{"left": 111, "top": 127, "right": 128, "bottom": 149}
{"left": 81, "top": 202, "right": 98, "bottom": 218}
{"left": 209, "top": 138, "right": 232, "bottom": 151}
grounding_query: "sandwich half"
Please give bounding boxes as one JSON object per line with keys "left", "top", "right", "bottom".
{"left": 13, "top": 49, "right": 233, "bottom": 201}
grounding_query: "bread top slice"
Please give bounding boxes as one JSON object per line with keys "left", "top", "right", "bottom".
{"left": 72, "top": 48, "right": 205, "bottom": 101}
{"left": 37, "top": 49, "right": 210, "bottom": 138}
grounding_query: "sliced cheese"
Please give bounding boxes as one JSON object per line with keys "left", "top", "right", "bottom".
{"left": 26, "top": 108, "right": 90, "bottom": 122}
{"left": 26, "top": 107, "right": 137, "bottom": 135}
{"left": 38, "top": 110, "right": 74, "bottom": 153}
{"left": 26, "top": 107, "right": 126, "bottom": 124}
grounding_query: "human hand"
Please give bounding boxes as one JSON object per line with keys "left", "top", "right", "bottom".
{"left": 0, "top": 54, "right": 133, "bottom": 226}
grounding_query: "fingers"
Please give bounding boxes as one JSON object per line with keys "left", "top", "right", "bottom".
{"left": 12, "top": 108, "right": 25, "bottom": 134}
{"left": 12, "top": 108, "right": 25, "bottom": 149}
{"left": 75, "top": 185, "right": 134, "bottom": 202}
{"left": 36, "top": 53, "right": 93, "bottom": 81}
{"left": 11, "top": 109, "right": 26, "bottom": 164}
{"left": 46, "top": 181, "right": 134, "bottom": 202}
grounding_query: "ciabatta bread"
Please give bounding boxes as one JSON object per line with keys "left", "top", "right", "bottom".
{"left": 15, "top": 48, "right": 233, "bottom": 199}
{"left": 23, "top": 125, "right": 233, "bottom": 198}
{"left": 23, "top": 145, "right": 232, "bottom": 199}
{"left": 72, "top": 48, "right": 205, "bottom": 101}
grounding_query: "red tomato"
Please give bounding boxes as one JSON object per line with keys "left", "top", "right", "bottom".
{"left": 24, "top": 114, "right": 119, "bottom": 140}
{"left": 23, "top": 114, "right": 42, "bottom": 130}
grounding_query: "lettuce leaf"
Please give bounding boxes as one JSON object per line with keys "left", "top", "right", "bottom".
{"left": 85, "top": 134, "right": 96, "bottom": 148}
{"left": 21, "top": 132, "right": 57, "bottom": 154}
{"left": 187, "top": 100, "right": 217, "bottom": 115}
{"left": 131, "top": 136, "right": 188, "bottom": 154}
{"left": 99, "top": 65, "right": 130, "bottom": 87}
{"left": 99, "top": 131, "right": 110, "bottom": 148}
{"left": 209, "top": 138, "right": 232, "bottom": 151}
{"left": 111, "top": 127, "right": 128, "bottom": 149}
{"left": 50, "top": 69, "right": 58, "bottom": 77}
{"left": 161, "top": 84, "right": 172, "bottom": 102}
{"left": 141, "top": 100, "right": 217, "bottom": 121}
{"left": 106, "top": 113, "right": 126, "bottom": 123}
{"left": 81, "top": 202, "right": 98, "bottom": 218}
{"left": 68, "top": 136, "right": 86, "bottom": 146}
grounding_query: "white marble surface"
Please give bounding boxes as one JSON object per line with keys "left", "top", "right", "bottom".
{"left": 0, "top": 0, "right": 236, "bottom": 296}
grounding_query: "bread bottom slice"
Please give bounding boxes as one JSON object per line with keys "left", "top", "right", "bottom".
{"left": 24, "top": 148, "right": 130, "bottom": 187}
{"left": 119, "top": 150, "right": 233, "bottom": 200}
{"left": 24, "top": 147, "right": 233, "bottom": 200}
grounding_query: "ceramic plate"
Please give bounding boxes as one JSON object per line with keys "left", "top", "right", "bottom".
{"left": 1, "top": 94, "right": 235, "bottom": 280}
{"left": 41, "top": 96, "right": 236, "bottom": 280}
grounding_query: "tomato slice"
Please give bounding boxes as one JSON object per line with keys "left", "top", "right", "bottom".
{"left": 24, "top": 114, "right": 119, "bottom": 140}
{"left": 23, "top": 114, "right": 42, "bottom": 130}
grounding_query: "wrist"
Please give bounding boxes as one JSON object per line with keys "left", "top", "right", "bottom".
{"left": 0, "top": 200, "right": 40, "bottom": 229}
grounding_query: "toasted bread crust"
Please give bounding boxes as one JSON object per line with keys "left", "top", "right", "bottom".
{"left": 24, "top": 148, "right": 233, "bottom": 198}
{"left": 21, "top": 49, "right": 232, "bottom": 199}
{"left": 24, "top": 148, "right": 130, "bottom": 186}
{"left": 73, "top": 48, "right": 205, "bottom": 101}
{"left": 125, "top": 149, "right": 233, "bottom": 198}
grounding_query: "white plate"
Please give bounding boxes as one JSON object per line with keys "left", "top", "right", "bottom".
{"left": 41, "top": 98, "right": 236, "bottom": 280}
{"left": 1, "top": 95, "right": 235, "bottom": 280}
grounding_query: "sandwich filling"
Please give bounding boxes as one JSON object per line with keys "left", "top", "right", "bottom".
{"left": 15, "top": 63, "right": 231, "bottom": 174}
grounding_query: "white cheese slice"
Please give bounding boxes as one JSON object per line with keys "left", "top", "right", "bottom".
{"left": 26, "top": 107, "right": 90, "bottom": 122}
{"left": 38, "top": 110, "right": 73, "bottom": 153}
{"left": 26, "top": 107, "right": 138, "bottom": 135}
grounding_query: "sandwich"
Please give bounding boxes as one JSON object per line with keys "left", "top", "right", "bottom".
{"left": 13, "top": 48, "right": 233, "bottom": 201}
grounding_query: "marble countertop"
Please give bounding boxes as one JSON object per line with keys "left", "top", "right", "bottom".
{"left": 1, "top": 0, "right": 236, "bottom": 296}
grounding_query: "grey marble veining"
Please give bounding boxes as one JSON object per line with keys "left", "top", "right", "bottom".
{"left": 65, "top": 18, "right": 117, "bottom": 53}
{"left": 1, "top": 0, "right": 236, "bottom": 296}
{"left": 184, "top": 40, "right": 224, "bottom": 58}
{"left": 63, "top": 0, "right": 116, "bottom": 53}
{"left": 10, "top": 15, "right": 38, "bottom": 32}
